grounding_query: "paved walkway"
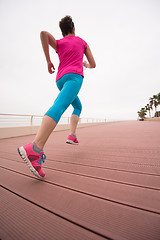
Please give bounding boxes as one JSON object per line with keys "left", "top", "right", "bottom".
{"left": 0, "top": 121, "right": 160, "bottom": 240}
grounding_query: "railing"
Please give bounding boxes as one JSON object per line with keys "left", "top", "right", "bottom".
{"left": 0, "top": 114, "right": 106, "bottom": 128}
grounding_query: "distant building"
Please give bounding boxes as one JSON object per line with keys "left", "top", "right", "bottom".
{"left": 155, "top": 111, "right": 160, "bottom": 117}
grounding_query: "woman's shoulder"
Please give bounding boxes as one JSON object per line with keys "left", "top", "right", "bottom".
{"left": 57, "top": 36, "right": 87, "bottom": 49}
{"left": 75, "top": 36, "right": 87, "bottom": 48}
{"left": 73, "top": 36, "right": 87, "bottom": 47}
{"left": 75, "top": 36, "right": 86, "bottom": 42}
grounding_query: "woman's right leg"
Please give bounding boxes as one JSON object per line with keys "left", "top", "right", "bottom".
{"left": 66, "top": 96, "right": 82, "bottom": 145}
{"left": 70, "top": 114, "right": 79, "bottom": 136}
{"left": 70, "top": 96, "right": 82, "bottom": 136}
{"left": 34, "top": 74, "right": 83, "bottom": 149}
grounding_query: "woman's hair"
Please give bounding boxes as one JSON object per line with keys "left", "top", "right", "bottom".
{"left": 59, "top": 16, "right": 74, "bottom": 37}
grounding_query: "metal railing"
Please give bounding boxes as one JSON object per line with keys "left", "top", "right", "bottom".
{"left": 0, "top": 113, "right": 106, "bottom": 128}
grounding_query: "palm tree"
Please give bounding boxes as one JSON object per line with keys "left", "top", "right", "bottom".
{"left": 157, "top": 92, "right": 160, "bottom": 105}
{"left": 138, "top": 93, "right": 160, "bottom": 120}
{"left": 152, "top": 95, "right": 158, "bottom": 117}
{"left": 156, "top": 92, "right": 160, "bottom": 117}
{"left": 146, "top": 104, "right": 151, "bottom": 118}
{"left": 149, "top": 97, "right": 154, "bottom": 117}
{"left": 137, "top": 108, "right": 147, "bottom": 120}
{"left": 145, "top": 105, "right": 148, "bottom": 118}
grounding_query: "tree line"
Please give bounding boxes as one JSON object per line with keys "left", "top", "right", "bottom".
{"left": 137, "top": 93, "right": 160, "bottom": 120}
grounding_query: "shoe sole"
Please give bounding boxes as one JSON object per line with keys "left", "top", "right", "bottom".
{"left": 66, "top": 140, "right": 79, "bottom": 145}
{"left": 17, "top": 147, "right": 42, "bottom": 178}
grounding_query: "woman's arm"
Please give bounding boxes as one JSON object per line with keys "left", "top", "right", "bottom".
{"left": 40, "top": 31, "right": 57, "bottom": 74}
{"left": 83, "top": 44, "right": 96, "bottom": 69}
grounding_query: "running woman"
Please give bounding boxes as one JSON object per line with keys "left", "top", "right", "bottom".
{"left": 18, "top": 16, "right": 96, "bottom": 178}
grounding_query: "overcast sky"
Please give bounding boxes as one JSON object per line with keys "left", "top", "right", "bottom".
{"left": 0, "top": 0, "right": 160, "bottom": 121}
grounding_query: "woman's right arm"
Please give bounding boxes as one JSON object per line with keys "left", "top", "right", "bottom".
{"left": 83, "top": 44, "right": 96, "bottom": 69}
{"left": 40, "top": 31, "right": 57, "bottom": 74}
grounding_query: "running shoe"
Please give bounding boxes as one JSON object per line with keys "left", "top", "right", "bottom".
{"left": 17, "top": 142, "right": 46, "bottom": 178}
{"left": 66, "top": 135, "right": 79, "bottom": 145}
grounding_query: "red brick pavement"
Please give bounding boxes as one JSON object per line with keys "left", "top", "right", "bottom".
{"left": 0, "top": 120, "right": 160, "bottom": 240}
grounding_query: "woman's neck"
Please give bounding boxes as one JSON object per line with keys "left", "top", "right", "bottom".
{"left": 65, "top": 33, "right": 75, "bottom": 37}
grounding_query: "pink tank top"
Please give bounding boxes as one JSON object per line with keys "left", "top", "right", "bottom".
{"left": 56, "top": 35, "right": 87, "bottom": 81}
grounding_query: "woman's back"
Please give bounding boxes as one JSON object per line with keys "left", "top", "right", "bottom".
{"left": 56, "top": 35, "right": 87, "bottom": 81}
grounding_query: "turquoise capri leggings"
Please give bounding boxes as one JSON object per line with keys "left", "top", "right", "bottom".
{"left": 45, "top": 73, "right": 83, "bottom": 123}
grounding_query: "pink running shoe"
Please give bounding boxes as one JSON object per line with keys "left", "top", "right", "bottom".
{"left": 66, "top": 135, "right": 79, "bottom": 145}
{"left": 18, "top": 142, "right": 46, "bottom": 178}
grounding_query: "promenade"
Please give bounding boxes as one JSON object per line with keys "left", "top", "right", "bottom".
{"left": 0, "top": 120, "right": 160, "bottom": 240}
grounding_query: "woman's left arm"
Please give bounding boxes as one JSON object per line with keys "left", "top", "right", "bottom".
{"left": 40, "top": 31, "right": 57, "bottom": 74}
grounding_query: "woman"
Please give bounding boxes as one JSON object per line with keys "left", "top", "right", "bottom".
{"left": 18, "top": 16, "right": 96, "bottom": 178}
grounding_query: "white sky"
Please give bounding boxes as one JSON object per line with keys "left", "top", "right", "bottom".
{"left": 0, "top": 0, "right": 160, "bottom": 120}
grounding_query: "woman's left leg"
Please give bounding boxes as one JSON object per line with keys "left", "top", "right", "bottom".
{"left": 18, "top": 74, "right": 83, "bottom": 178}
{"left": 34, "top": 116, "right": 57, "bottom": 150}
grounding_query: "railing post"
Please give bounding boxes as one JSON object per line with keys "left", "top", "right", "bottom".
{"left": 30, "top": 115, "right": 33, "bottom": 126}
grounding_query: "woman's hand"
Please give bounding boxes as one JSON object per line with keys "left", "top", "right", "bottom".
{"left": 83, "top": 61, "right": 89, "bottom": 68}
{"left": 48, "top": 61, "right": 55, "bottom": 74}
{"left": 84, "top": 45, "right": 96, "bottom": 68}
{"left": 40, "top": 31, "right": 57, "bottom": 73}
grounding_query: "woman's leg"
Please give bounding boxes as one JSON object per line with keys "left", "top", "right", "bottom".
{"left": 70, "top": 114, "right": 79, "bottom": 136}
{"left": 18, "top": 74, "right": 83, "bottom": 177}
{"left": 45, "top": 74, "right": 83, "bottom": 124}
{"left": 34, "top": 116, "right": 57, "bottom": 149}
{"left": 34, "top": 74, "right": 83, "bottom": 149}
{"left": 70, "top": 96, "right": 82, "bottom": 136}
{"left": 17, "top": 116, "right": 56, "bottom": 178}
